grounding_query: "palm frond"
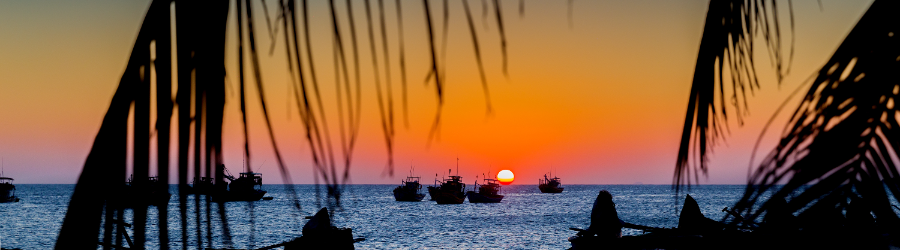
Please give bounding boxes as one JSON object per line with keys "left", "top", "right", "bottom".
{"left": 440, "top": 0, "right": 450, "bottom": 82}
{"left": 56, "top": 1, "right": 169, "bottom": 248}
{"left": 328, "top": 0, "right": 358, "bottom": 186}
{"left": 297, "top": 0, "right": 340, "bottom": 207}
{"left": 174, "top": 0, "right": 198, "bottom": 246}
{"left": 395, "top": 0, "right": 410, "bottom": 128}
{"left": 243, "top": 0, "right": 298, "bottom": 210}
{"left": 482, "top": 0, "right": 489, "bottom": 29}
{"left": 492, "top": 0, "right": 508, "bottom": 76}
{"left": 364, "top": 0, "right": 395, "bottom": 176}
{"left": 423, "top": 0, "right": 445, "bottom": 145}
{"left": 152, "top": 2, "right": 172, "bottom": 246}
{"left": 463, "top": 0, "right": 493, "bottom": 115}
{"left": 519, "top": 0, "right": 524, "bottom": 18}
{"left": 730, "top": 0, "right": 900, "bottom": 225}
{"left": 345, "top": 0, "right": 364, "bottom": 144}
{"left": 61, "top": 0, "right": 521, "bottom": 247}
{"left": 675, "top": 0, "right": 794, "bottom": 191}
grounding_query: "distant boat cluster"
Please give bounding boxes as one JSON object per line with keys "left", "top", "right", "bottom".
{"left": 0, "top": 164, "right": 275, "bottom": 207}
{"left": 108, "top": 164, "right": 274, "bottom": 208}
{"left": 392, "top": 168, "right": 564, "bottom": 204}
{"left": 184, "top": 165, "right": 274, "bottom": 202}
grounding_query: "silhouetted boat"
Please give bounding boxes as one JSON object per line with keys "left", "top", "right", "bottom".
{"left": 393, "top": 176, "right": 425, "bottom": 201}
{"left": 430, "top": 159, "right": 467, "bottom": 204}
{"left": 430, "top": 175, "right": 466, "bottom": 204}
{"left": 538, "top": 173, "right": 564, "bottom": 193}
{"left": 212, "top": 169, "right": 267, "bottom": 202}
{"left": 427, "top": 177, "right": 440, "bottom": 201}
{"left": 0, "top": 177, "right": 19, "bottom": 203}
{"left": 116, "top": 175, "right": 171, "bottom": 207}
{"left": 188, "top": 176, "right": 215, "bottom": 195}
{"left": 466, "top": 177, "right": 504, "bottom": 203}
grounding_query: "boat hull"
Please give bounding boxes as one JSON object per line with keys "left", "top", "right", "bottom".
{"left": 466, "top": 191, "right": 504, "bottom": 203}
{"left": 393, "top": 190, "right": 426, "bottom": 202}
{"left": 0, "top": 184, "right": 17, "bottom": 203}
{"left": 393, "top": 178, "right": 426, "bottom": 201}
{"left": 539, "top": 185, "right": 564, "bottom": 193}
{"left": 427, "top": 186, "right": 439, "bottom": 200}
{"left": 0, "top": 196, "right": 18, "bottom": 203}
{"left": 433, "top": 192, "right": 466, "bottom": 204}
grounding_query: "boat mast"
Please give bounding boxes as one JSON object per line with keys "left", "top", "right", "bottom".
{"left": 456, "top": 156, "right": 459, "bottom": 176}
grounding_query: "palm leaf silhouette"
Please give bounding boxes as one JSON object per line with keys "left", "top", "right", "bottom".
{"left": 675, "top": 0, "right": 794, "bottom": 190}
{"left": 58, "top": 0, "right": 517, "bottom": 248}
{"left": 730, "top": 0, "right": 900, "bottom": 225}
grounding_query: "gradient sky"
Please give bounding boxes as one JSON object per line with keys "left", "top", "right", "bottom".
{"left": 0, "top": 0, "right": 874, "bottom": 184}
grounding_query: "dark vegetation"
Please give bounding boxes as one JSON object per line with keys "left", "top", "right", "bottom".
{"left": 675, "top": 0, "right": 900, "bottom": 241}
{"left": 54, "top": 0, "right": 900, "bottom": 248}
{"left": 56, "top": 0, "right": 518, "bottom": 249}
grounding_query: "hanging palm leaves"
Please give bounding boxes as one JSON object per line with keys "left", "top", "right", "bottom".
{"left": 730, "top": 0, "right": 900, "bottom": 225}
{"left": 675, "top": 0, "right": 794, "bottom": 190}
{"left": 58, "top": 0, "right": 518, "bottom": 248}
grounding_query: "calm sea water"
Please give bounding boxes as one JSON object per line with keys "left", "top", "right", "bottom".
{"left": 0, "top": 184, "right": 752, "bottom": 249}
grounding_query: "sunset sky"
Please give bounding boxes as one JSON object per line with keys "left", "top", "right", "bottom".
{"left": 0, "top": 0, "right": 874, "bottom": 184}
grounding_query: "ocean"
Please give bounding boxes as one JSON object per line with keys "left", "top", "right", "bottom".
{"left": 0, "top": 184, "right": 752, "bottom": 249}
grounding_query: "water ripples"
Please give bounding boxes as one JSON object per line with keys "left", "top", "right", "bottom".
{"left": 1, "top": 184, "right": 756, "bottom": 249}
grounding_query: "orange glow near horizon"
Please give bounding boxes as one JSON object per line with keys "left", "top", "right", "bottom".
{"left": 0, "top": 1, "right": 875, "bottom": 184}
{"left": 497, "top": 170, "right": 514, "bottom": 185}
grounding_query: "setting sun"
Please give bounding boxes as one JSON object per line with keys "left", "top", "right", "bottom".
{"left": 497, "top": 170, "right": 515, "bottom": 185}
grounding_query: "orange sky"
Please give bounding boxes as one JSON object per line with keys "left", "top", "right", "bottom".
{"left": 0, "top": 0, "right": 874, "bottom": 184}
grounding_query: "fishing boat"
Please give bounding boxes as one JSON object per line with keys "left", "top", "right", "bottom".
{"left": 431, "top": 175, "right": 466, "bottom": 204}
{"left": 538, "top": 173, "right": 564, "bottom": 193}
{"left": 117, "top": 175, "right": 171, "bottom": 207}
{"left": 426, "top": 173, "right": 446, "bottom": 201}
{"left": 427, "top": 179, "right": 439, "bottom": 201}
{"left": 188, "top": 176, "right": 215, "bottom": 195}
{"left": 0, "top": 176, "right": 19, "bottom": 203}
{"left": 0, "top": 161, "right": 19, "bottom": 203}
{"left": 466, "top": 177, "right": 504, "bottom": 203}
{"left": 212, "top": 169, "right": 268, "bottom": 202}
{"left": 393, "top": 176, "right": 426, "bottom": 201}
{"left": 430, "top": 159, "right": 468, "bottom": 204}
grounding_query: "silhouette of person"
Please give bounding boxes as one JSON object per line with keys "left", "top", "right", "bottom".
{"left": 586, "top": 190, "right": 623, "bottom": 238}
{"left": 677, "top": 194, "right": 723, "bottom": 234}
{"left": 290, "top": 207, "right": 355, "bottom": 250}
{"left": 303, "top": 207, "right": 333, "bottom": 235}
